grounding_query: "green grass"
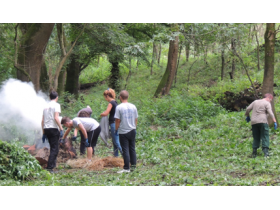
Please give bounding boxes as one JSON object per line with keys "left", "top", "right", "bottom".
{"left": 2, "top": 51, "right": 280, "bottom": 186}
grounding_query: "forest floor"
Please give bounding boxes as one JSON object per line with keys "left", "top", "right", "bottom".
{"left": 2, "top": 56, "right": 280, "bottom": 186}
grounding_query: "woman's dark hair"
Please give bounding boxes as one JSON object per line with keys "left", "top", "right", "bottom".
{"left": 50, "top": 91, "right": 58, "bottom": 100}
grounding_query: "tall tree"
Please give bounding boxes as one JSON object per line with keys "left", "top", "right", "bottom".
{"left": 262, "top": 23, "right": 278, "bottom": 125}
{"left": 154, "top": 27, "right": 179, "bottom": 97}
{"left": 16, "top": 23, "right": 55, "bottom": 91}
{"left": 221, "top": 49, "right": 225, "bottom": 80}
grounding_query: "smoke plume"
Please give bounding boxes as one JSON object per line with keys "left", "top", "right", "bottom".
{"left": 0, "top": 79, "right": 49, "bottom": 146}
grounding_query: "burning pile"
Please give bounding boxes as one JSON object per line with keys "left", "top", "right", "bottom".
{"left": 23, "top": 137, "right": 77, "bottom": 167}
{"left": 66, "top": 156, "right": 124, "bottom": 171}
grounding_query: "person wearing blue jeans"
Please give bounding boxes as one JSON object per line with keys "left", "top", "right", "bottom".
{"left": 101, "top": 88, "right": 122, "bottom": 157}
{"left": 110, "top": 122, "right": 122, "bottom": 157}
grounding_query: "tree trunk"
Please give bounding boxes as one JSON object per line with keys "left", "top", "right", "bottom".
{"left": 52, "top": 23, "right": 85, "bottom": 91}
{"left": 65, "top": 54, "right": 80, "bottom": 97}
{"left": 254, "top": 25, "right": 261, "bottom": 71}
{"left": 204, "top": 45, "right": 207, "bottom": 64}
{"left": 124, "top": 58, "right": 132, "bottom": 89}
{"left": 40, "top": 58, "right": 49, "bottom": 93}
{"left": 109, "top": 61, "right": 120, "bottom": 93}
{"left": 16, "top": 23, "right": 55, "bottom": 91}
{"left": 263, "top": 23, "right": 278, "bottom": 125}
{"left": 185, "top": 43, "right": 190, "bottom": 62}
{"left": 174, "top": 45, "right": 182, "bottom": 85}
{"left": 151, "top": 42, "right": 156, "bottom": 75}
{"left": 158, "top": 43, "right": 161, "bottom": 64}
{"left": 136, "top": 59, "right": 139, "bottom": 71}
{"left": 230, "top": 38, "right": 236, "bottom": 80}
{"left": 57, "top": 69, "right": 66, "bottom": 95}
{"left": 154, "top": 35, "right": 179, "bottom": 97}
{"left": 221, "top": 50, "right": 225, "bottom": 80}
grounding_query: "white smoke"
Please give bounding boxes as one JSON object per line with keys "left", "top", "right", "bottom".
{"left": 0, "top": 79, "right": 49, "bottom": 146}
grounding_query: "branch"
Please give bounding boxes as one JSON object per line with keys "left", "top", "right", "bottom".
{"left": 53, "top": 24, "right": 86, "bottom": 89}
{"left": 230, "top": 46, "right": 259, "bottom": 98}
{"left": 187, "top": 59, "right": 198, "bottom": 91}
{"left": 57, "top": 23, "right": 67, "bottom": 56}
{"left": 14, "top": 64, "right": 32, "bottom": 81}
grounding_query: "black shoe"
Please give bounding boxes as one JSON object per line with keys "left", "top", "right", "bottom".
{"left": 252, "top": 148, "right": 257, "bottom": 158}
{"left": 263, "top": 148, "right": 269, "bottom": 158}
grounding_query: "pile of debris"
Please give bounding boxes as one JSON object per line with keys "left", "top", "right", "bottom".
{"left": 23, "top": 137, "right": 76, "bottom": 168}
{"left": 66, "top": 156, "right": 124, "bottom": 171}
{"left": 219, "top": 81, "right": 264, "bottom": 111}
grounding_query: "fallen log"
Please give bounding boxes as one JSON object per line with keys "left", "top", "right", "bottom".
{"left": 27, "top": 145, "right": 36, "bottom": 156}
{"left": 35, "top": 147, "right": 50, "bottom": 165}
{"left": 23, "top": 145, "right": 30, "bottom": 150}
{"left": 80, "top": 80, "right": 105, "bottom": 90}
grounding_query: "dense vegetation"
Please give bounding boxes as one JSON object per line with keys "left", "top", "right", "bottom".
{"left": 1, "top": 23, "right": 280, "bottom": 186}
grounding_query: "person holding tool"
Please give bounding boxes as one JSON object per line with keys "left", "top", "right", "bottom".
{"left": 115, "top": 90, "right": 138, "bottom": 173}
{"left": 100, "top": 88, "right": 123, "bottom": 157}
{"left": 61, "top": 116, "right": 101, "bottom": 161}
{"left": 245, "top": 93, "right": 277, "bottom": 158}
{"left": 41, "top": 91, "right": 64, "bottom": 173}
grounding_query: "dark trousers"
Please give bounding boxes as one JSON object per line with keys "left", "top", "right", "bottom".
{"left": 119, "top": 129, "right": 136, "bottom": 170}
{"left": 79, "top": 130, "right": 86, "bottom": 155}
{"left": 44, "top": 128, "right": 60, "bottom": 170}
{"left": 252, "top": 123, "right": 269, "bottom": 149}
{"left": 79, "top": 126, "right": 101, "bottom": 154}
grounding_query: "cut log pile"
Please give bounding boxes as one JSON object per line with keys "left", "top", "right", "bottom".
{"left": 23, "top": 137, "right": 77, "bottom": 168}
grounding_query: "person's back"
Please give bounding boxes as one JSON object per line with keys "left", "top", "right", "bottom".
{"left": 115, "top": 102, "right": 138, "bottom": 134}
{"left": 72, "top": 117, "right": 99, "bottom": 132}
{"left": 77, "top": 106, "right": 92, "bottom": 117}
{"left": 246, "top": 99, "right": 274, "bottom": 125}
{"left": 114, "top": 90, "right": 138, "bottom": 173}
{"left": 42, "top": 91, "right": 63, "bottom": 172}
{"left": 245, "top": 93, "right": 277, "bottom": 158}
{"left": 109, "top": 100, "right": 118, "bottom": 124}
{"left": 43, "top": 100, "right": 61, "bottom": 129}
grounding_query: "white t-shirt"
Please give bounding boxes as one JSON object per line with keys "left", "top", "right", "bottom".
{"left": 73, "top": 117, "right": 99, "bottom": 132}
{"left": 114, "top": 102, "right": 138, "bottom": 134}
{"left": 43, "top": 100, "right": 61, "bottom": 130}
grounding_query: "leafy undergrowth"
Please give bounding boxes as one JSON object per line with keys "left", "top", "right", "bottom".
{"left": 0, "top": 140, "right": 49, "bottom": 181}
{"left": 2, "top": 56, "right": 280, "bottom": 186}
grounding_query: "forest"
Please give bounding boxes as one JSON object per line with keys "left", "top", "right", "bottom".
{"left": 1, "top": 23, "right": 280, "bottom": 187}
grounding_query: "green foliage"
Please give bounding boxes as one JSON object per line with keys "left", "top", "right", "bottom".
{"left": 79, "top": 56, "right": 111, "bottom": 84}
{"left": 0, "top": 140, "right": 48, "bottom": 180}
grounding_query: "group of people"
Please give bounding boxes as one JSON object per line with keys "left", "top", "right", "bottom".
{"left": 41, "top": 88, "right": 138, "bottom": 174}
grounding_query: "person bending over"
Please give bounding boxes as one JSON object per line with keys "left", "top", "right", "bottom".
{"left": 61, "top": 116, "right": 101, "bottom": 160}
{"left": 73, "top": 106, "right": 93, "bottom": 155}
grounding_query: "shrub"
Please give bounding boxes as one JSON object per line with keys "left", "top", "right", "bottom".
{"left": 0, "top": 140, "right": 47, "bottom": 180}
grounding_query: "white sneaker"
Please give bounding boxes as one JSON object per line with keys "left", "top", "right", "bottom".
{"left": 117, "top": 169, "right": 130, "bottom": 174}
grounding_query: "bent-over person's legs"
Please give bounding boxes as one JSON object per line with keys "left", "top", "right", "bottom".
{"left": 79, "top": 130, "right": 86, "bottom": 155}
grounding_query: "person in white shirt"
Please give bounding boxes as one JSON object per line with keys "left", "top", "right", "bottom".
{"left": 61, "top": 116, "right": 101, "bottom": 161}
{"left": 41, "top": 91, "right": 64, "bottom": 172}
{"left": 115, "top": 90, "right": 138, "bottom": 173}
